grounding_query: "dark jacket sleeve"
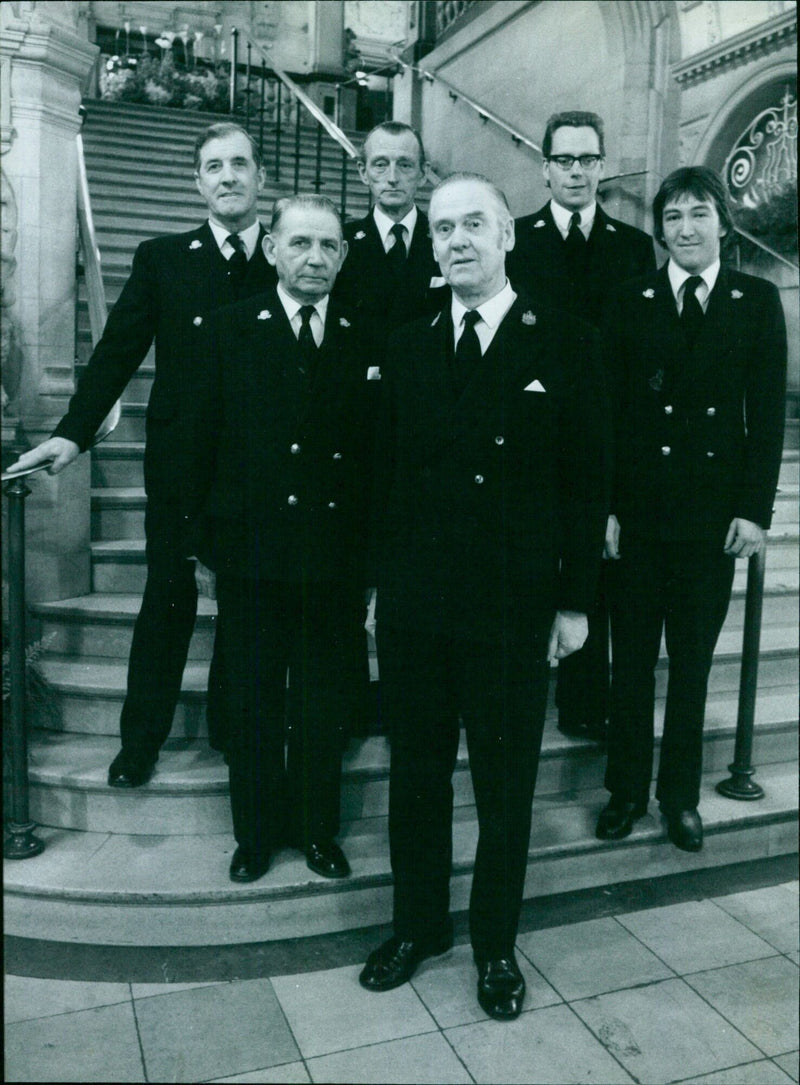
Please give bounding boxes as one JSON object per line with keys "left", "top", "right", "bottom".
{"left": 52, "top": 240, "right": 158, "bottom": 451}
{"left": 556, "top": 322, "right": 612, "bottom": 612}
{"left": 736, "top": 280, "right": 787, "bottom": 528}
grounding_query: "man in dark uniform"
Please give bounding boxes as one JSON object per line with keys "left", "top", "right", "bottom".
{"left": 334, "top": 120, "right": 442, "bottom": 340}
{"left": 596, "top": 166, "right": 786, "bottom": 852}
{"left": 190, "top": 195, "right": 370, "bottom": 884}
{"left": 8, "top": 123, "right": 275, "bottom": 788}
{"left": 359, "top": 174, "right": 610, "bottom": 1019}
{"left": 508, "top": 111, "right": 656, "bottom": 742}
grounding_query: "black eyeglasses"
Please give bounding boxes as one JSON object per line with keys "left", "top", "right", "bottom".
{"left": 547, "top": 154, "right": 603, "bottom": 170}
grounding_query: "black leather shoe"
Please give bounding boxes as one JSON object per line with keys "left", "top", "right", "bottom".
{"left": 662, "top": 807, "right": 703, "bottom": 852}
{"left": 229, "top": 846, "right": 271, "bottom": 883}
{"left": 359, "top": 933, "right": 453, "bottom": 991}
{"left": 476, "top": 956, "right": 525, "bottom": 1020}
{"left": 596, "top": 795, "right": 648, "bottom": 840}
{"left": 107, "top": 750, "right": 156, "bottom": 789}
{"left": 305, "top": 840, "right": 351, "bottom": 879}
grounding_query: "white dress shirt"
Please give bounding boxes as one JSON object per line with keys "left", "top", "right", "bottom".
{"left": 668, "top": 258, "right": 720, "bottom": 315}
{"left": 276, "top": 282, "right": 329, "bottom": 347}
{"left": 373, "top": 204, "right": 418, "bottom": 255}
{"left": 550, "top": 199, "right": 596, "bottom": 241}
{"left": 451, "top": 280, "right": 518, "bottom": 355}
{"left": 208, "top": 218, "right": 262, "bottom": 261}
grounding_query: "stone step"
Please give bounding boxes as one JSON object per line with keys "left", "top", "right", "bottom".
{"left": 26, "top": 684, "right": 799, "bottom": 835}
{"left": 84, "top": 135, "right": 363, "bottom": 171}
{"left": 91, "top": 443, "right": 144, "bottom": 489}
{"left": 5, "top": 760, "right": 797, "bottom": 946}
{"left": 90, "top": 483, "right": 146, "bottom": 539}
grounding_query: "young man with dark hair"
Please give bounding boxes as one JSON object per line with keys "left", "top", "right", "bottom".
{"left": 597, "top": 165, "right": 786, "bottom": 852}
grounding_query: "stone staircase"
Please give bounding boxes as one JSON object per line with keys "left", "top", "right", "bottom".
{"left": 3, "top": 99, "right": 798, "bottom": 947}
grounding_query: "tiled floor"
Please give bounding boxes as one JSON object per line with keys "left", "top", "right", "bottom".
{"left": 4, "top": 881, "right": 798, "bottom": 1084}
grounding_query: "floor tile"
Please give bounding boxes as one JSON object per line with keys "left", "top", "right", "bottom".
{"left": 685, "top": 956, "right": 799, "bottom": 1056}
{"left": 134, "top": 978, "right": 298, "bottom": 1083}
{"left": 446, "top": 1001, "right": 633, "bottom": 1084}
{"left": 131, "top": 980, "right": 223, "bottom": 999}
{"left": 517, "top": 916, "right": 673, "bottom": 1001}
{"left": 4, "top": 1002, "right": 145, "bottom": 1083}
{"left": 411, "top": 943, "right": 560, "bottom": 1029}
{"left": 788, "top": 952, "right": 799, "bottom": 968}
{"left": 307, "top": 1032, "right": 473, "bottom": 1084}
{"left": 571, "top": 976, "right": 760, "bottom": 1084}
{"left": 774, "top": 1051, "right": 800, "bottom": 1082}
{"left": 209, "top": 1063, "right": 311, "bottom": 1083}
{"left": 271, "top": 963, "right": 437, "bottom": 1059}
{"left": 617, "top": 900, "right": 776, "bottom": 974}
{"left": 713, "top": 884, "right": 800, "bottom": 954}
{"left": 680, "top": 1059, "right": 795, "bottom": 1084}
{"left": 4, "top": 974, "right": 130, "bottom": 1023}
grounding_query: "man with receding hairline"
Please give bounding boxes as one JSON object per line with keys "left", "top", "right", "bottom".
{"left": 7, "top": 122, "right": 274, "bottom": 789}
{"left": 189, "top": 194, "right": 370, "bottom": 884}
{"left": 360, "top": 172, "right": 610, "bottom": 1019}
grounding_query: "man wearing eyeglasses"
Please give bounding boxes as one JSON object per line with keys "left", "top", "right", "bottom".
{"left": 508, "top": 111, "right": 655, "bottom": 746}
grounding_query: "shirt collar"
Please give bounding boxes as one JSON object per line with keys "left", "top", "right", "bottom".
{"left": 373, "top": 204, "right": 418, "bottom": 248}
{"left": 550, "top": 199, "right": 596, "bottom": 238}
{"left": 207, "top": 218, "right": 262, "bottom": 259}
{"left": 451, "top": 279, "right": 517, "bottom": 331}
{"left": 276, "top": 281, "right": 329, "bottom": 325}
{"left": 667, "top": 258, "right": 720, "bottom": 302}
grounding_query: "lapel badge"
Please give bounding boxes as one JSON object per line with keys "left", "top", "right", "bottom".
{"left": 339, "top": 317, "right": 351, "bottom": 327}
{"left": 354, "top": 230, "right": 366, "bottom": 240}
{"left": 521, "top": 310, "right": 537, "bottom": 325}
{"left": 533, "top": 220, "right": 546, "bottom": 228}
{"left": 648, "top": 369, "right": 664, "bottom": 392}
{"left": 642, "top": 288, "right": 655, "bottom": 298}
{"left": 431, "top": 312, "right": 441, "bottom": 327}
{"left": 606, "top": 223, "right": 617, "bottom": 232}
{"left": 731, "top": 289, "right": 743, "bottom": 299}
{"left": 192, "top": 316, "right": 203, "bottom": 326}
{"left": 189, "top": 239, "right": 203, "bottom": 250}
{"left": 257, "top": 309, "right": 272, "bottom": 320}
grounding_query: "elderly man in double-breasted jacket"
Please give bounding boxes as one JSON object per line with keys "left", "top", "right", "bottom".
{"left": 7, "top": 123, "right": 275, "bottom": 789}
{"left": 596, "top": 166, "right": 786, "bottom": 854}
{"left": 359, "top": 173, "right": 611, "bottom": 1021}
{"left": 189, "top": 194, "right": 371, "bottom": 886}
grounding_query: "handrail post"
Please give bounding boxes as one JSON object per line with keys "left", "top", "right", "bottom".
{"left": 258, "top": 60, "right": 266, "bottom": 161}
{"left": 294, "top": 99, "right": 301, "bottom": 193}
{"left": 314, "top": 122, "right": 323, "bottom": 193}
{"left": 275, "top": 80, "right": 282, "bottom": 180}
{"left": 229, "top": 27, "right": 239, "bottom": 114}
{"left": 717, "top": 549, "right": 766, "bottom": 800}
{"left": 340, "top": 145, "right": 348, "bottom": 220}
{"left": 244, "top": 40, "right": 252, "bottom": 128}
{"left": 3, "top": 477, "right": 45, "bottom": 860}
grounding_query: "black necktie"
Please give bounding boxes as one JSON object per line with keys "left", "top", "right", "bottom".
{"left": 386, "top": 222, "right": 407, "bottom": 273}
{"left": 226, "top": 233, "right": 248, "bottom": 291}
{"left": 565, "top": 211, "right": 586, "bottom": 257}
{"left": 681, "top": 275, "right": 705, "bottom": 345}
{"left": 454, "top": 309, "right": 482, "bottom": 395}
{"left": 297, "top": 304, "right": 318, "bottom": 379}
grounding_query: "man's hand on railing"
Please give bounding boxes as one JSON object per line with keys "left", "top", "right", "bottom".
{"left": 724, "top": 517, "right": 766, "bottom": 559}
{"left": 194, "top": 561, "right": 217, "bottom": 599}
{"left": 6, "top": 438, "right": 80, "bottom": 476}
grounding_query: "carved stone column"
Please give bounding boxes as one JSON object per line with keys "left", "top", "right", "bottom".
{"left": 1, "top": 2, "right": 98, "bottom": 602}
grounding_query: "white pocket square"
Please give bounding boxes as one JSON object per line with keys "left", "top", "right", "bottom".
{"left": 524, "top": 379, "right": 546, "bottom": 393}
{"left": 367, "top": 366, "right": 381, "bottom": 381}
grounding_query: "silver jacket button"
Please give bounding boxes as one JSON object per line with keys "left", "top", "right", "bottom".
{"left": 287, "top": 495, "right": 298, "bottom": 506}
{"left": 664, "top": 405, "right": 673, "bottom": 415}
{"left": 290, "top": 443, "right": 301, "bottom": 454}
{"left": 328, "top": 501, "right": 337, "bottom": 509}
{"left": 495, "top": 436, "right": 504, "bottom": 445}
{"left": 333, "top": 452, "right": 343, "bottom": 460}
{"left": 707, "top": 451, "right": 715, "bottom": 457}
{"left": 706, "top": 407, "right": 716, "bottom": 416}
{"left": 474, "top": 474, "right": 484, "bottom": 484}
{"left": 661, "top": 446, "right": 671, "bottom": 456}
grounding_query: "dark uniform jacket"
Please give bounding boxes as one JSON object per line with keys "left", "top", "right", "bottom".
{"left": 605, "top": 263, "right": 787, "bottom": 543}
{"left": 191, "top": 285, "right": 371, "bottom": 584}
{"left": 334, "top": 209, "right": 443, "bottom": 339}
{"left": 53, "top": 221, "right": 273, "bottom": 517}
{"left": 508, "top": 201, "right": 655, "bottom": 325}
{"left": 374, "top": 290, "right": 611, "bottom": 640}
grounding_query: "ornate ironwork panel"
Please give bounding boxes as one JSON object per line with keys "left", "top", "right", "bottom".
{"left": 436, "top": 0, "right": 478, "bottom": 38}
{"left": 724, "top": 86, "right": 797, "bottom": 209}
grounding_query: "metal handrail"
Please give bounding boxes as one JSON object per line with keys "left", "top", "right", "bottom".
{"left": 236, "top": 27, "right": 358, "bottom": 160}
{"left": 76, "top": 126, "right": 119, "bottom": 443}
{"left": 733, "top": 224, "right": 800, "bottom": 274}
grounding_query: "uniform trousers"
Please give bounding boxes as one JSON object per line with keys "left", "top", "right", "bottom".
{"left": 378, "top": 615, "right": 551, "bottom": 961}
{"left": 555, "top": 565, "right": 610, "bottom": 730}
{"left": 606, "top": 537, "right": 735, "bottom": 810}
{"left": 119, "top": 499, "right": 224, "bottom": 760}
{"left": 215, "top": 573, "right": 361, "bottom": 857}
